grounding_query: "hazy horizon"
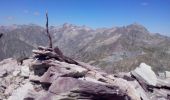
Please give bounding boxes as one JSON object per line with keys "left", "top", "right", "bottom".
{"left": 0, "top": 0, "right": 170, "bottom": 36}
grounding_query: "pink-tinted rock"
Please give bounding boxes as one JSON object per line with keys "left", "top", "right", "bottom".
{"left": 49, "top": 77, "right": 132, "bottom": 100}
{"left": 0, "top": 58, "right": 19, "bottom": 75}
{"left": 49, "top": 77, "right": 79, "bottom": 94}
{"left": 40, "top": 67, "right": 60, "bottom": 83}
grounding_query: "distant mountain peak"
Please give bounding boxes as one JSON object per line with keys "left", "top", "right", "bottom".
{"left": 126, "top": 23, "right": 149, "bottom": 33}
{"left": 63, "top": 23, "right": 73, "bottom": 28}
{"left": 62, "top": 23, "right": 93, "bottom": 31}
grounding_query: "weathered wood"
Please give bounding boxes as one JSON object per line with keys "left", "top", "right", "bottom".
{"left": 0, "top": 33, "right": 3, "bottom": 38}
{"left": 46, "top": 11, "right": 53, "bottom": 48}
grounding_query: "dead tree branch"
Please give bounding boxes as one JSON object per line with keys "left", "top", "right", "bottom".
{"left": 0, "top": 33, "right": 3, "bottom": 38}
{"left": 46, "top": 11, "right": 53, "bottom": 48}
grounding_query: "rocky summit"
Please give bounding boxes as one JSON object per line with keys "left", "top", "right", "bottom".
{"left": 0, "top": 46, "right": 169, "bottom": 100}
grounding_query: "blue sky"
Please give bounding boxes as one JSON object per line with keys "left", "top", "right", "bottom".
{"left": 0, "top": 0, "right": 170, "bottom": 36}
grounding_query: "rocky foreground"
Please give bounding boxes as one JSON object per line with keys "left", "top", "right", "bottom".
{"left": 0, "top": 46, "right": 170, "bottom": 100}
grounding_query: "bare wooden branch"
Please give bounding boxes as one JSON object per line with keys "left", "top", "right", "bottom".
{"left": 46, "top": 11, "right": 53, "bottom": 48}
{"left": 0, "top": 33, "right": 3, "bottom": 38}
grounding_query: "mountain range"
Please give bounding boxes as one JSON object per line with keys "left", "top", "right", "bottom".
{"left": 0, "top": 23, "right": 170, "bottom": 73}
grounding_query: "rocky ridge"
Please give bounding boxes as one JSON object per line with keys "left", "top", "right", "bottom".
{"left": 1, "top": 24, "right": 170, "bottom": 73}
{"left": 0, "top": 46, "right": 170, "bottom": 100}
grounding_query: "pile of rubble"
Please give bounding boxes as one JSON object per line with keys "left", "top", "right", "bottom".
{"left": 0, "top": 46, "right": 170, "bottom": 100}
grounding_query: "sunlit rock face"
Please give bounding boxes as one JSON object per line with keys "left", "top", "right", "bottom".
{"left": 132, "top": 63, "right": 157, "bottom": 86}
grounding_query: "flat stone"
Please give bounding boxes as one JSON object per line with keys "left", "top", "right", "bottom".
{"left": 49, "top": 77, "right": 79, "bottom": 94}
{"left": 0, "top": 70, "right": 7, "bottom": 77}
{"left": 132, "top": 63, "right": 157, "bottom": 86}
{"left": 165, "top": 71, "right": 170, "bottom": 78}
{"left": 0, "top": 58, "right": 19, "bottom": 75}
{"left": 40, "top": 67, "right": 60, "bottom": 83}
{"left": 13, "top": 70, "right": 20, "bottom": 76}
{"left": 4, "top": 84, "right": 15, "bottom": 96}
{"left": 49, "top": 77, "right": 135, "bottom": 100}
{"left": 8, "top": 83, "right": 34, "bottom": 100}
{"left": 20, "top": 66, "right": 30, "bottom": 77}
{"left": 29, "top": 75, "right": 41, "bottom": 82}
